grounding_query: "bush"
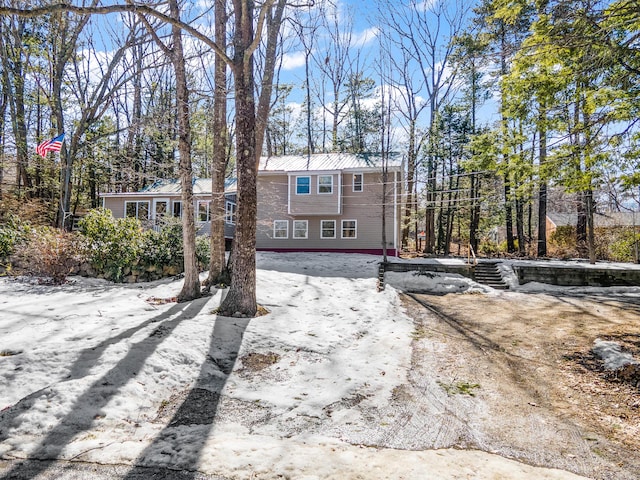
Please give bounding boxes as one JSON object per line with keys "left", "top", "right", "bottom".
{"left": 0, "top": 215, "right": 32, "bottom": 259}
{"left": 78, "top": 208, "right": 144, "bottom": 282}
{"left": 140, "top": 217, "right": 183, "bottom": 268}
{"left": 609, "top": 230, "right": 640, "bottom": 263}
{"left": 479, "top": 240, "right": 499, "bottom": 256}
{"left": 13, "top": 227, "right": 82, "bottom": 284}
{"left": 196, "top": 235, "right": 211, "bottom": 269}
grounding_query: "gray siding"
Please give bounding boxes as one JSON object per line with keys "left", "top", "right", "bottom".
{"left": 288, "top": 172, "right": 341, "bottom": 215}
{"left": 102, "top": 193, "right": 236, "bottom": 239}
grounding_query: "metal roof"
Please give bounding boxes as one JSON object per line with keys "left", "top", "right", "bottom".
{"left": 548, "top": 211, "right": 640, "bottom": 227}
{"left": 258, "top": 152, "right": 404, "bottom": 172}
{"left": 138, "top": 178, "right": 237, "bottom": 194}
{"left": 102, "top": 154, "right": 401, "bottom": 196}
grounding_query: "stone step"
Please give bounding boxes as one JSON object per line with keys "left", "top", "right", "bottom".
{"left": 474, "top": 263, "right": 508, "bottom": 289}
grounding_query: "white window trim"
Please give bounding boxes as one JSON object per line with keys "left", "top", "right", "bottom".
{"left": 293, "top": 220, "right": 308, "bottom": 239}
{"left": 320, "top": 219, "right": 336, "bottom": 239}
{"left": 225, "top": 201, "right": 236, "bottom": 224}
{"left": 353, "top": 173, "right": 363, "bottom": 192}
{"left": 124, "top": 200, "right": 150, "bottom": 220}
{"left": 197, "top": 200, "right": 211, "bottom": 222}
{"left": 295, "top": 176, "right": 311, "bottom": 195}
{"left": 318, "top": 175, "right": 333, "bottom": 194}
{"left": 274, "top": 220, "right": 289, "bottom": 239}
{"left": 341, "top": 219, "right": 357, "bottom": 239}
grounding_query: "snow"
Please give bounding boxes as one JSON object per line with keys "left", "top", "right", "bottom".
{"left": 0, "top": 251, "right": 617, "bottom": 479}
{"left": 592, "top": 339, "right": 639, "bottom": 370}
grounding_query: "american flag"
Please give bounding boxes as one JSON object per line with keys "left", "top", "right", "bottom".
{"left": 36, "top": 133, "right": 65, "bottom": 157}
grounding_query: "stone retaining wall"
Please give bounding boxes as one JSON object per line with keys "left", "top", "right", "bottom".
{"left": 513, "top": 264, "right": 640, "bottom": 287}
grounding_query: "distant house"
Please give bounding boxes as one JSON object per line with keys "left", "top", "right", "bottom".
{"left": 101, "top": 178, "right": 237, "bottom": 242}
{"left": 101, "top": 153, "right": 404, "bottom": 257}
{"left": 547, "top": 211, "right": 640, "bottom": 237}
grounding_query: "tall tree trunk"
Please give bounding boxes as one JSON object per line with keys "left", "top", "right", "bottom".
{"left": 516, "top": 195, "right": 525, "bottom": 255}
{"left": 402, "top": 122, "right": 416, "bottom": 250}
{"left": 537, "top": 103, "right": 547, "bottom": 257}
{"left": 576, "top": 192, "right": 587, "bottom": 257}
{"left": 469, "top": 173, "right": 480, "bottom": 254}
{"left": 0, "top": 19, "right": 31, "bottom": 198}
{"left": 169, "top": 0, "right": 200, "bottom": 302}
{"left": 206, "top": 0, "right": 230, "bottom": 288}
{"left": 254, "top": 0, "right": 286, "bottom": 163}
{"left": 586, "top": 189, "right": 596, "bottom": 264}
{"left": 0, "top": 90, "right": 5, "bottom": 200}
{"left": 219, "top": 0, "right": 258, "bottom": 317}
{"left": 505, "top": 181, "right": 515, "bottom": 253}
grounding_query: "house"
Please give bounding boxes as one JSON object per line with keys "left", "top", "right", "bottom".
{"left": 100, "top": 178, "right": 237, "bottom": 243}
{"left": 256, "top": 153, "right": 403, "bottom": 257}
{"left": 547, "top": 211, "right": 640, "bottom": 237}
{"left": 100, "top": 153, "right": 404, "bottom": 257}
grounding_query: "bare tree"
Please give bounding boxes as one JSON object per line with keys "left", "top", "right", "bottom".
{"left": 137, "top": 0, "right": 200, "bottom": 300}
{"left": 310, "top": 2, "right": 356, "bottom": 153}
{"left": 205, "top": 0, "right": 231, "bottom": 288}
{"left": 378, "top": 0, "right": 465, "bottom": 253}
{"left": 0, "top": 9, "right": 34, "bottom": 197}
{"left": 0, "top": 1, "right": 292, "bottom": 313}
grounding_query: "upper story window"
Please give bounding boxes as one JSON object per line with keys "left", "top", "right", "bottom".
{"left": 296, "top": 176, "right": 310, "bottom": 195}
{"left": 318, "top": 175, "right": 333, "bottom": 194}
{"left": 353, "top": 173, "right": 363, "bottom": 192}
{"left": 125, "top": 201, "right": 149, "bottom": 220}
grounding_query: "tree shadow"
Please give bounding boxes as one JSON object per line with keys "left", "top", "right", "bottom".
{"left": 122, "top": 314, "right": 250, "bottom": 479}
{"left": 0, "top": 299, "right": 192, "bottom": 446}
{"left": 0, "top": 297, "right": 210, "bottom": 480}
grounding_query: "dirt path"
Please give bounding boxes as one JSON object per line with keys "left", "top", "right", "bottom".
{"left": 399, "top": 290, "right": 640, "bottom": 480}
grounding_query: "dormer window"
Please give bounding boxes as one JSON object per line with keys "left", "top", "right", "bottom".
{"left": 318, "top": 175, "right": 333, "bottom": 194}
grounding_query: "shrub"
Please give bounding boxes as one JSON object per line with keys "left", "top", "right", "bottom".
{"left": 0, "top": 215, "right": 32, "bottom": 259}
{"left": 140, "top": 217, "right": 183, "bottom": 268}
{"left": 0, "top": 196, "right": 54, "bottom": 226}
{"left": 479, "top": 239, "right": 499, "bottom": 256}
{"left": 609, "top": 230, "right": 640, "bottom": 263}
{"left": 13, "top": 227, "right": 82, "bottom": 284}
{"left": 196, "top": 235, "right": 211, "bottom": 269}
{"left": 78, "top": 208, "right": 144, "bottom": 282}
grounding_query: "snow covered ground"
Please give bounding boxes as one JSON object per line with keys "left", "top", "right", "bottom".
{"left": 1, "top": 252, "right": 626, "bottom": 479}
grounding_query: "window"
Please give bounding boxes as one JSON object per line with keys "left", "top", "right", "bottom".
{"left": 293, "top": 220, "right": 308, "bottom": 239}
{"left": 321, "top": 220, "right": 336, "bottom": 239}
{"left": 318, "top": 175, "right": 333, "bottom": 194}
{"left": 274, "top": 220, "right": 288, "bottom": 238}
{"left": 342, "top": 220, "right": 357, "bottom": 238}
{"left": 172, "top": 201, "right": 182, "bottom": 218}
{"left": 353, "top": 173, "right": 363, "bottom": 192}
{"left": 197, "top": 201, "right": 210, "bottom": 221}
{"left": 125, "top": 201, "right": 149, "bottom": 220}
{"left": 225, "top": 201, "right": 237, "bottom": 224}
{"left": 296, "top": 176, "right": 310, "bottom": 195}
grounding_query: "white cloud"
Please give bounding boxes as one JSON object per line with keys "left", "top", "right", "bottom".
{"left": 417, "top": 0, "right": 439, "bottom": 12}
{"left": 281, "top": 51, "right": 307, "bottom": 71}
{"left": 353, "top": 27, "right": 379, "bottom": 47}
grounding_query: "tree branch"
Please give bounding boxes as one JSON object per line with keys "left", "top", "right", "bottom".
{"left": 0, "top": 3, "right": 234, "bottom": 66}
